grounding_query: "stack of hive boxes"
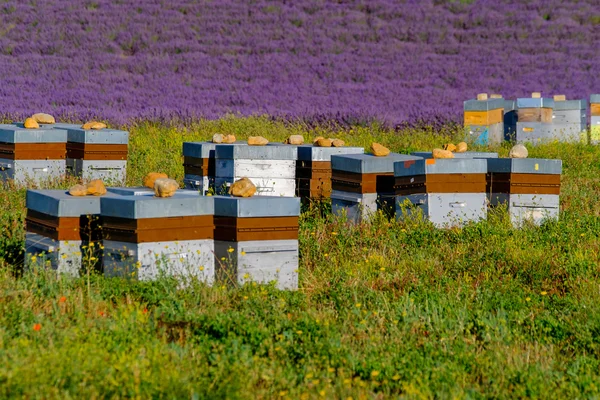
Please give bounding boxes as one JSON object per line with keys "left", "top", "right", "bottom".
{"left": 215, "top": 144, "right": 297, "bottom": 197}
{"left": 516, "top": 93, "right": 554, "bottom": 144}
{"left": 0, "top": 124, "right": 67, "bottom": 185}
{"left": 295, "top": 145, "right": 364, "bottom": 202}
{"left": 591, "top": 95, "right": 600, "bottom": 145}
{"left": 463, "top": 93, "right": 505, "bottom": 146}
{"left": 486, "top": 158, "right": 561, "bottom": 226}
{"left": 213, "top": 196, "right": 300, "bottom": 290}
{"left": 182, "top": 141, "right": 246, "bottom": 194}
{"left": 100, "top": 192, "right": 215, "bottom": 282}
{"left": 25, "top": 190, "right": 102, "bottom": 275}
{"left": 64, "top": 126, "right": 129, "bottom": 184}
{"left": 394, "top": 157, "right": 488, "bottom": 228}
{"left": 551, "top": 95, "right": 587, "bottom": 143}
{"left": 330, "top": 153, "right": 421, "bottom": 223}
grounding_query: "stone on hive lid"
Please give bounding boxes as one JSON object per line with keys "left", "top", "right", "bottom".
{"left": 456, "top": 142, "right": 468, "bottom": 153}
{"left": 143, "top": 172, "right": 168, "bottom": 189}
{"left": 248, "top": 136, "right": 269, "bottom": 146}
{"left": 332, "top": 139, "right": 345, "bottom": 147}
{"left": 68, "top": 184, "right": 88, "bottom": 197}
{"left": 85, "top": 180, "right": 107, "bottom": 196}
{"left": 315, "top": 138, "right": 333, "bottom": 147}
{"left": 82, "top": 121, "right": 107, "bottom": 130}
{"left": 508, "top": 144, "right": 528, "bottom": 159}
{"left": 284, "top": 135, "right": 304, "bottom": 145}
{"left": 443, "top": 143, "right": 456, "bottom": 152}
{"left": 23, "top": 118, "right": 39, "bottom": 129}
{"left": 477, "top": 93, "right": 488, "bottom": 101}
{"left": 229, "top": 177, "right": 256, "bottom": 197}
{"left": 370, "top": 143, "right": 390, "bottom": 157}
{"left": 532, "top": 92, "right": 542, "bottom": 98}
{"left": 433, "top": 148, "right": 454, "bottom": 159}
{"left": 212, "top": 134, "right": 224, "bottom": 143}
{"left": 223, "top": 134, "right": 236, "bottom": 144}
{"left": 31, "top": 113, "right": 55, "bottom": 124}
{"left": 154, "top": 178, "right": 179, "bottom": 198}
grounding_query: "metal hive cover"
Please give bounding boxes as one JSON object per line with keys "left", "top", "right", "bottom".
{"left": 26, "top": 189, "right": 104, "bottom": 217}
{"left": 296, "top": 145, "right": 365, "bottom": 161}
{"left": 591, "top": 94, "right": 600, "bottom": 104}
{"left": 463, "top": 98, "right": 505, "bottom": 111}
{"left": 516, "top": 98, "right": 555, "bottom": 109}
{"left": 330, "top": 153, "right": 423, "bottom": 174}
{"left": 410, "top": 151, "right": 498, "bottom": 159}
{"left": 486, "top": 158, "right": 562, "bottom": 174}
{"left": 183, "top": 141, "right": 247, "bottom": 159}
{"left": 553, "top": 100, "right": 586, "bottom": 111}
{"left": 100, "top": 194, "right": 214, "bottom": 219}
{"left": 107, "top": 187, "right": 201, "bottom": 196}
{"left": 215, "top": 144, "right": 297, "bottom": 160}
{"left": 394, "top": 158, "right": 487, "bottom": 176}
{"left": 0, "top": 125, "right": 67, "bottom": 143}
{"left": 213, "top": 195, "right": 300, "bottom": 218}
{"left": 66, "top": 128, "right": 129, "bottom": 144}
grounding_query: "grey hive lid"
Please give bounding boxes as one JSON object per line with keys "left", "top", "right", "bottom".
{"left": 411, "top": 151, "right": 498, "bottom": 159}
{"left": 331, "top": 153, "right": 422, "bottom": 174}
{"left": 296, "top": 145, "right": 365, "bottom": 161}
{"left": 591, "top": 94, "right": 600, "bottom": 104}
{"left": 107, "top": 187, "right": 201, "bottom": 196}
{"left": 182, "top": 141, "right": 247, "bottom": 159}
{"left": 463, "top": 98, "right": 505, "bottom": 111}
{"left": 49, "top": 123, "right": 82, "bottom": 130}
{"left": 215, "top": 144, "right": 297, "bottom": 160}
{"left": 213, "top": 195, "right": 300, "bottom": 218}
{"left": 66, "top": 127, "right": 129, "bottom": 144}
{"left": 516, "top": 98, "right": 555, "bottom": 109}
{"left": 100, "top": 193, "right": 214, "bottom": 219}
{"left": 504, "top": 100, "right": 516, "bottom": 112}
{"left": 0, "top": 125, "right": 67, "bottom": 143}
{"left": 26, "top": 189, "right": 104, "bottom": 217}
{"left": 552, "top": 99, "right": 587, "bottom": 111}
{"left": 486, "top": 158, "right": 562, "bottom": 174}
{"left": 394, "top": 158, "right": 487, "bottom": 177}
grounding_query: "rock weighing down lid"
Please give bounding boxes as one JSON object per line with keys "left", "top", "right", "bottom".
{"left": 213, "top": 195, "right": 300, "bottom": 218}
{"left": 65, "top": 127, "right": 129, "bottom": 145}
{"left": 0, "top": 124, "right": 67, "bottom": 143}
{"left": 106, "top": 187, "right": 201, "bottom": 196}
{"left": 394, "top": 158, "right": 487, "bottom": 177}
{"left": 330, "top": 153, "right": 422, "bottom": 174}
{"left": 486, "top": 158, "right": 562, "bottom": 174}
{"left": 411, "top": 151, "right": 498, "bottom": 159}
{"left": 26, "top": 189, "right": 104, "bottom": 217}
{"left": 183, "top": 141, "right": 247, "bottom": 159}
{"left": 552, "top": 99, "right": 587, "bottom": 111}
{"left": 215, "top": 144, "right": 297, "bottom": 160}
{"left": 463, "top": 98, "right": 505, "bottom": 111}
{"left": 100, "top": 193, "right": 214, "bottom": 219}
{"left": 296, "top": 144, "right": 365, "bottom": 161}
{"left": 516, "top": 98, "right": 555, "bottom": 109}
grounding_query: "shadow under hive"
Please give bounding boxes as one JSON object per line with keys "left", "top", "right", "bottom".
{"left": 463, "top": 97, "right": 505, "bottom": 146}
{"left": 64, "top": 126, "right": 129, "bottom": 185}
{"left": 551, "top": 99, "right": 587, "bottom": 143}
{"left": 486, "top": 158, "right": 561, "bottom": 227}
{"left": 0, "top": 124, "right": 67, "bottom": 185}
{"left": 214, "top": 143, "right": 297, "bottom": 197}
{"left": 182, "top": 141, "right": 247, "bottom": 194}
{"left": 100, "top": 193, "right": 215, "bottom": 283}
{"left": 330, "top": 153, "right": 423, "bottom": 223}
{"left": 395, "top": 158, "right": 488, "bottom": 228}
{"left": 213, "top": 195, "right": 300, "bottom": 290}
{"left": 516, "top": 97, "right": 554, "bottom": 145}
{"left": 591, "top": 95, "right": 600, "bottom": 145}
{"left": 295, "top": 144, "right": 364, "bottom": 202}
{"left": 24, "top": 189, "right": 103, "bottom": 275}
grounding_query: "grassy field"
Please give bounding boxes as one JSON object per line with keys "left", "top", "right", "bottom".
{"left": 0, "top": 116, "right": 599, "bottom": 398}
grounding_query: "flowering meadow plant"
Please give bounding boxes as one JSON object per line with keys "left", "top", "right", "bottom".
{"left": 0, "top": 0, "right": 598, "bottom": 126}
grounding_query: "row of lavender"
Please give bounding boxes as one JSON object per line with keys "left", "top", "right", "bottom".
{"left": 1, "top": 1, "right": 598, "bottom": 126}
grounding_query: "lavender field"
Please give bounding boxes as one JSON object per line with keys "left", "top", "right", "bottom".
{"left": 1, "top": 0, "right": 599, "bottom": 126}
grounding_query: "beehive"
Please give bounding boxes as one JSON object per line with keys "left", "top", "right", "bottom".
{"left": 213, "top": 196, "right": 300, "bottom": 290}
{"left": 0, "top": 124, "right": 67, "bottom": 185}
{"left": 330, "top": 153, "right": 422, "bottom": 223}
{"left": 100, "top": 194, "right": 215, "bottom": 282}
{"left": 516, "top": 95, "right": 555, "bottom": 144}
{"left": 295, "top": 145, "right": 364, "bottom": 202}
{"left": 394, "top": 158, "right": 488, "bottom": 228}
{"left": 486, "top": 158, "right": 561, "bottom": 226}
{"left": 463, "top": 95, "right": 505, "bottom": 145}
{"left": 64, "top": 126, "right": 129, "bottom": 184}
{"left": 551, "top": 97, "right": 587, "bottom": 143}
{"left": 591, "top": 95, "right": 600, "bottom": 145}
{"left": 24, "top": 190, "right": 103, "bottom": 275}
{"left": 214, "top": 144, "right": 297, "bottom": 197}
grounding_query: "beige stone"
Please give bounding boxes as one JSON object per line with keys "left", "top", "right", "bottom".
{"left": 315, "top": 138, "right": 333, "bottom": 147}
{"left": 212, "top": 133, "right": 224, "bottom": 143}
{"left": 287, "top": 135, "right": 304, "bottom": 145}
{"left": 443, "top": 143, "right": 457, "bottom": 152}
{"left": 490, "top": 94, "right": 503, "bottom": 99}
{"left": 332, "top": 139, "right": 345, "bottom": 147}
{"left": 313, "top": 136, "right": 324, "bottom": 143}
{"left": 23, "top": 118, "right": 39, "bottom": 129}
{"left": 223, "top": 134, "right": 236, "bottom": 144}
{"left": 154, "top": 178, "right": 179, "bottom": 198}
{"left": 229, "top": 177, "right": 256, "bottom": 198}
{"left": 86, "top": 179, "right": 107, "bottom": 196}
{"left": 143, "top": 172, "right": 168, "bottom": 188}
{"left": 68, "top": 184, "right": 87, "bottom": 196}
{"left": 531, "top": 92, "right": 541, "bottom": 98}
{"left": 31, "top": 113, "right": 56, "bottom": 124}
{"left": 248, "top": 136, "right": 269, "bottom": 146}
{"left": 456, "top": 142, "right": 468, "bottom": 153}
{"left": 477, "top": 93, "right": 488, "bottom": 101}
{"left": 509, "top": 144, "right": 528, "bottom": 159}
{"left": 432, "top": 148, "right": 455, "bottom": 159}
{"left": 370, "top": 143, "right": 390, "bottom": 157}
{"left": 554, "top": 95, "right": 566, "bottom": 101}
{"left": 82, "top": 121, "right": 106, "bottom": 130}
{"left": 90, "top": 122, "right": 107, "bottom": 130}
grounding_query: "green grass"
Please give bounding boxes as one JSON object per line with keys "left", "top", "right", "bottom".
{"left": 0, "top": 116, "right": 599, "bottom": 398}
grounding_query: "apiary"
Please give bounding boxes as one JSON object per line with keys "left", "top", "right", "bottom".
{"left": 516, "top": 95, "right": 554, "bottom": 144}
{"left": 182, "top": 141, "right": 246, "bottom": 194}
{"left": 24, "top": 189, "right": 103, "bottom": 275}
{"left": 551, "top": 97, "right": 587, "bottom": 143}
{"left": 486, "top": 158, "right": 561, "bottom": 226}
{"left": 295, "top": 144, "right": 364, "bottom": 202}
{"left": 463, "top": 94, "right": 505, "bottom": 145}
{"left": 100, "top": 193, "right": 215, "bottom": 282}
{"left": 213, "top": 195, "right": 300, "bottom": 290}
{"left": 214, "top": 144, "right": 297, "bottom": 197}
{"left": 591, "top": 95, "right": 600, "bottom": 145}
{"left": 394, "top": 158, "right": 488, "bottom": 228}
{"left": 330, "top": 153, "right": 422, "bottom": 223}
{"left": 0, "top": 124, "right": 67, "bottom": 185}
